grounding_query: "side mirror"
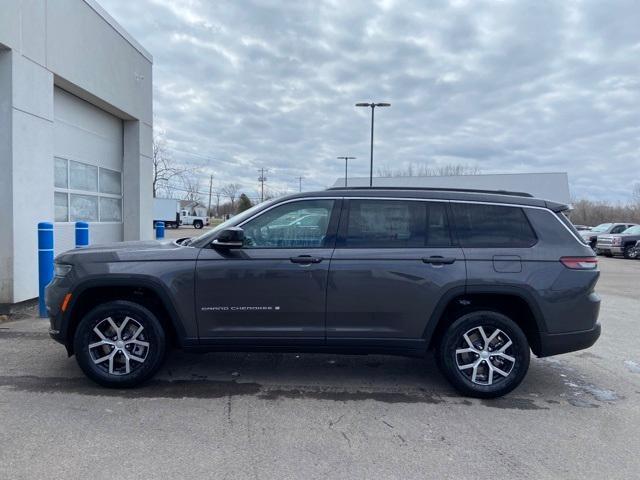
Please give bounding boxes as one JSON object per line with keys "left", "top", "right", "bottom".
{"left": 211, "top": 227, "right": 244, "bottom": 249}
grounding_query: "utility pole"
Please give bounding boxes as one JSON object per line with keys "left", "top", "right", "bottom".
{"left": 355, "top": 102, "right": 390, "bottom": 187}
{"left": 337, "top": 156, "right": 356, "bottom": 187}
{"left": 258, "top": 168, "right": 267, "bottom": 202}
{"left": 215, "top": 193, "right": 220, "bottom": 218}
{"left": 297, "top": 176, "right": 303, "bottom": 192}
{"left": 207, "top": 174, "right": 213, "bottom": 217}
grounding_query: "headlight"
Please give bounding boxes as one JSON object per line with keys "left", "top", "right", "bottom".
{"left": 54, "top": 263, "right": 72, "bottom": 278}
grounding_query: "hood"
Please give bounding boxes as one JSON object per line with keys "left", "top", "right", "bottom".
{"left": 55, "top": 239, "right": 196, "bottom": 264}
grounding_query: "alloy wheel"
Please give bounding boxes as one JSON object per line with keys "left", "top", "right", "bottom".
{"left": 455, "top": 326, "right": 516, "bottom": 386}
{"left": 88, "top": 316, "right": 150, "bottom": 375}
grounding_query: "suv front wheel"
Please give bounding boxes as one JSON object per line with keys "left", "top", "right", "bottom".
{"left": 73, "top": 300, "right": 166, "bottom": 388}
{"left": 437, "top": 311, "right": 530, "bottom": 398}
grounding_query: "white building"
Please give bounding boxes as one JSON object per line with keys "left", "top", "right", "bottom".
{"left": 333, "top": 172, "right": 571, "bottom": 205}
{"left": 0, "top": 0, "right": 153, "bottom": 308}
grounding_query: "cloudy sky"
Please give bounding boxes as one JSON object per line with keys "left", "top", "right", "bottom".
{"left": 99, "top": 0, "right": 640, "bottom": 202}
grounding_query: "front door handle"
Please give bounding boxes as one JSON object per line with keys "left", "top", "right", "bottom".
{"left": 422, "top": 256, "right": 456, "bottom": 265}
{"left": 290, "top": 255, "right": 323, "bottom": 264}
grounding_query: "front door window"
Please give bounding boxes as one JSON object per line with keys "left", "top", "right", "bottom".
{"left": 242, "top": 199, "right": 334, "bottom": 248}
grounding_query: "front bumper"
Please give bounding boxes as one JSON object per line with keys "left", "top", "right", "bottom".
{"left": 537, "top": 323, "right": 601, "bottom": 357}
{"left": 45, "top": 277, "right": 71, "bottom": 347}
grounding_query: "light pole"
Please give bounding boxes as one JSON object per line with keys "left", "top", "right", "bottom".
{"left": 337, "top": 156, "right": 356, "bottom": 187}
{"left": 355, "top": 102, "right": 390, "bottom": 187}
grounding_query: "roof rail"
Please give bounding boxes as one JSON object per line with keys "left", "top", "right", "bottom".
{"left": 326, "top": 186, "right": 534, "bottom": 198}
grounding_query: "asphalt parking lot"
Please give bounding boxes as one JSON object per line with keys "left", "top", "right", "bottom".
{"left": 1, "top": 256, "right": 639, "bottom": 479}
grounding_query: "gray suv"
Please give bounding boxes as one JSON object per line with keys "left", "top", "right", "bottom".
{"left": 46, "top": 188, "right": 601, "bottom": 398}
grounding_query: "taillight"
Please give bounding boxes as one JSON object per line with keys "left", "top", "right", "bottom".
{"left": 560, "top": 257, "right": 598, "bottom": 270}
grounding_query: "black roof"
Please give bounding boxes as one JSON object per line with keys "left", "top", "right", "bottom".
{"left": 279, "top": 187, "right": 568, "bottom": 211}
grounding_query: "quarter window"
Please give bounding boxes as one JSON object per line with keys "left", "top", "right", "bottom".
{"left": 242, "top": 200, "right": 335, "bottom": 248}
{"left": 451, "top": 203, "right": 537, "bottom": 248}
{"left": 344, "top": 200, "right": 451, "bottom": 248}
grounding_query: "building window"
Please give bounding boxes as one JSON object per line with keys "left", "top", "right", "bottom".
{"left": 54, "top": 192, "right": 68, "bottom": 222}
{"left": 99, "top": 197, "right": 122, "bottom": 222}
{"left": 54, "top": 158, "right": 68, "bottom": 188}
{"left": 69, "top": 160, "right": 98, "bottom": 192}
{"left": 54, "top": 157, "right": 122, "bottom": 223}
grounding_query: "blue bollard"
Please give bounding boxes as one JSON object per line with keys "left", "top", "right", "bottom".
{"left": 75, "top": 221, "right": 89, "bottom": 248}
{"left": 155, "top": 221, "right": 165, "bottom": 239}
{"left": 38, "top": 222, "right": 54, "bottom": 318}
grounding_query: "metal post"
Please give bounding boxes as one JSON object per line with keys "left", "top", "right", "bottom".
{"left": 155, "top": 221, "right": 165, "bottom": 239}
{"left": 75, "top": 221, "right": 89, "bottom": 248}
{"left": 337, "top": 157, "right": 355, "bottom": 187}
{"left": 345, "top": 158, "right": 348, "bottom": 187}
{"left": 208, "top": 175, "right": 213, "bottom": 217}
{"left": 37, "top": 222, "right": 54, "bottom": 318}
{"left": 369, "top": 105, "right": 375, "bottom": 187}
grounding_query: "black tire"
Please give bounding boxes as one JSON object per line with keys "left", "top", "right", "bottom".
{"left": 73, "top": 300, "right": 166, "bottom": 388}
{"left": 623, "top": 245, "right": 638, "bottom": 259}
{"left": 603, "top": 251, "right": 613, "bottom": 257}
{"left": 437, "top": 310, "right": 530, "bottom": 398}
{"left": 193, "top": 220, "right": 203, "bottom": 229}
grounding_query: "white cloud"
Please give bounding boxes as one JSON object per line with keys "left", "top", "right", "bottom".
{"left": 99, "top": 0, "right": 640, "bottom": 201}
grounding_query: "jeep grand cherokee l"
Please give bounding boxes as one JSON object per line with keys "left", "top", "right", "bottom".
{"left": 46, "top": 188, "right": 601, "bottom": 398}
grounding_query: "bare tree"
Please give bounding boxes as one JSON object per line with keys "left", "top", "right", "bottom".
{"left": 182, "top": 175, "right": 203, "bottom": 203}
{"left": 377, "top": 163, "right": 481, "bottom": 177}
{"left": 633, "top": 183, "right": 640, "bottom": 205}
{"left": 263, "top": 188, "right": 288, "bottom": 201}
{"left": 221, "top": 183, "right": 241, "bottom": 209}
{"left": 568, "top": 198, "right": 640, "bottom": 225}
{"left": 152, "top": 135, "right": 190, "bottom": 198}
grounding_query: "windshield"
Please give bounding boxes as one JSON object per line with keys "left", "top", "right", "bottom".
{"left": 188, "top": 199, "right": 278, "bottom": 247}
{"left": 590, "top": 223, "right": 613, "bottom": 233}
{"left": 622, "top": 226, "right": 640, "bottom": 235}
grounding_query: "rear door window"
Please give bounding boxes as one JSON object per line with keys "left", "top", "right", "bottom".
{"left": 451, "top": 203, "right": 537, "bottom": 248}
{"left": 343, "top": 200, "right": 451, "bottom": 248}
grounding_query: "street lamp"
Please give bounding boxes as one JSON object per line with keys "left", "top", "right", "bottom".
{"left": 337, "top": 156, "right": 356, "bottom": 187}
{"left": 355, "top": 102, "right": 390, "bottom": 187}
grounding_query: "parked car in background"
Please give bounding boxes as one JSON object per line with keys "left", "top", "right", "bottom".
{"left": 580, "top": 223, "right": 636, "bottom": 251}
{"left": 46, "top": 187, "right": 601, "bottom": 399}
{"left": 596, "top": 225, "right": 640, "bottom": 259}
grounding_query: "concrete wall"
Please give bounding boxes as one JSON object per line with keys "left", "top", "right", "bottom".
{"left": 334, "top": 173, "right": 572, "bottom": 205}
{"left": 0, "top": 0, "right": 153, "bottom": 305}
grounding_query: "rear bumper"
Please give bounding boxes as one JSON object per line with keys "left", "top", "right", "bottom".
{"left": 536, "top": 323, "right": 601, "bottom": 357}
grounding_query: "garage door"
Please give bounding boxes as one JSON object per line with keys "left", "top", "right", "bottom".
{"left": 53, "top": 87, "right": 123, "bottom": 254}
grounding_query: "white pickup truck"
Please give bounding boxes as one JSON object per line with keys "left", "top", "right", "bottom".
{"left": 179, "top": 209, "right": 209, "bottom": 229}
{"left": 153, "top": 198, "right": 210, "bottom": 229}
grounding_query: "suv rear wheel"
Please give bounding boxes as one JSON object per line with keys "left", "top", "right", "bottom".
{"left": 437, "top": 311, "right": 530, "bottom": 398}
{"left": 73, "top": 300, "right": 166, "bottom": 388}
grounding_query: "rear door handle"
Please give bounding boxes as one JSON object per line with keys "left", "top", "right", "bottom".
{"left": 422, "top": 256, "right": 456, "bottom": 265}
{"left": 290, "top": 255, "right": 323, "bottom": 264}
